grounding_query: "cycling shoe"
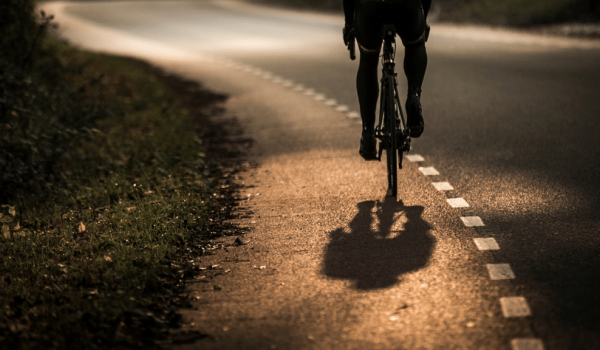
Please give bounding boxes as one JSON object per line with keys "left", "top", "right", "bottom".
{"left": 406, "top": 92, "right": 424, "bottom": 138}
{"left": 359, "top": 131, "right": 378, "bottom": 160}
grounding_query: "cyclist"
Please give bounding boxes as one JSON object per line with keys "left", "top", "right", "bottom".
{"left": 343, "top": 0, "right": 430, "bottom": 160}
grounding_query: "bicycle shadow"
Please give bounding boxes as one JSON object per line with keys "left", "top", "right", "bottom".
{"left": 322, "top": 197, "right": 434, "bottom": 290}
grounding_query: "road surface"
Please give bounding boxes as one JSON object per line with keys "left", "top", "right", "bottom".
{"left": 40, "top": 1, "right": 600, "bottom": 349}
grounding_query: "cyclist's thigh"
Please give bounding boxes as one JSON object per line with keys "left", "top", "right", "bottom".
{"left": 390, "top": 0, "right": 426, "bottom": 45}
{"left": 354, "top": 2, "right": 384, "bottom": 52}
{"left": 355, "top": 1, "right": 426, "bottom": 50}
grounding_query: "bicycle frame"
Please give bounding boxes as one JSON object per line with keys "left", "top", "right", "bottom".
{"left": 375, "top": 24, "right": 411, "bottom": 195}
{"left": 375, "top": 24, "right": 410, "bottom": 169}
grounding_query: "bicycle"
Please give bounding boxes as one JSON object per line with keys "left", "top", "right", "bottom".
{"left": 348, "top": 24, "right": 411, "bottom": 197}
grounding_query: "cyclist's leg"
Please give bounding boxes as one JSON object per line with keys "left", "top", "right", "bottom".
{"left": 403, "top": 41, "right": 427, "bottom": 137}
{"left": 356, "top": 49, "right": 379, "bottom": 134}
{"left": 354, "top": 2, "right": 383, "bottom": 134}
{"left": 356, "top": 49, "right": 379, "bottom": 159}
{"left": 393, "top": 0, "right": 427, "bottom": 137}
{"left": 355, "top": 2, "right": 383, "bottom": 159}
{"left": 399, "top": 0, "right": 427, "bottom": 99}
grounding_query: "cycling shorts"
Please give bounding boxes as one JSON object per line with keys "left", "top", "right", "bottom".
{"left": 355, "top": 0, "right": 426, "bottom": 53}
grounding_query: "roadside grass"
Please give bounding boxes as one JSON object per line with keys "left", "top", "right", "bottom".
{"left": 1, "top": 37, "right": 239, "bottom": 349}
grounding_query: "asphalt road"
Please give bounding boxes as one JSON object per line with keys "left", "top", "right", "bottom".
{"left": 42, "top": 1, "right": 600, "bottom": 349}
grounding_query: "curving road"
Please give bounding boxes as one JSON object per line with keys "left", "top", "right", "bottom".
{"left": 41, "top": 1, "right": 600, "bottom": 349}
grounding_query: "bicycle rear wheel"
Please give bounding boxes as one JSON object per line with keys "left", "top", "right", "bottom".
{"left": 385, "top": 80, "right": 398, "bottom": 197}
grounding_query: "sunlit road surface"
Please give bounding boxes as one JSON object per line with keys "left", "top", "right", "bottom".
{"left": 40, "top": 1, "right": 600, "bottom": 349}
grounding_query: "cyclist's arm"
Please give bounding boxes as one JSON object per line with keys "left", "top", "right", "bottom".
{"left": 422, "top": 0, "right": 431, "bottom": 19}
{"left": 343, "top": 0, "right": 355, "bottom": 26}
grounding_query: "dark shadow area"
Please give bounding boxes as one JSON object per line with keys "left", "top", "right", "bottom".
{"left": 323, "top": 197, "right": 434, "bottom": 290}
{"left": 487, "top": 213, "right": 600, "bottom": 349}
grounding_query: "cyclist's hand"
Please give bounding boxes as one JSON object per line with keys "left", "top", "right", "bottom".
{"left": 343, "top": 23, "right": 354, "bottom": 47}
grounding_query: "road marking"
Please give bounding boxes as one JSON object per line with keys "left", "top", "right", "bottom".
{"left": 500, "top": 297, "right": 531, "bottom": 317}
{"left": 225, "top": 63, "right": 362, "bottom": 127}
{"left": 511, "top": 338, "right": 545, "bottom": 350}
{"left": 432, "top": 182, "right": 454, "bottom": 191}
{"left": 473, "top": 238, "right": 500, "bottom": 250}
{"left": 406, "top": 154, "right": 425, "bottom": 162}
{"left": 461, "top": 216, "right": 484, "bottom": 227}
{"left": 487, "top": 264, "right": 515, "bottom": 280}
{"left": 336, "top": 105, "right": 349, "bottom": 112}
{"left": 447, "top": 198, "right": 469, "bottom": 208}
{"left": 347, "top": 111, "right": 360, "bottom": 119}
{"left": 314, "top": 93, "right": 326, "bottom": 101}
{"left": 325, "top": 99, "right": 337, "bottom": 106}
{"left": 418, "top": 167, "right": 439, "bottom": 176}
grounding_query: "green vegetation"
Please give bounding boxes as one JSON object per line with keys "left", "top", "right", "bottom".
{"left": 248, "top": 0, "right": 600, "bottom": 25}
{"left": 437, "top": 0, "right": 599, "bottom": 25}
{"left": 1, "top": 1, "right": 238, "bottom": 348}
{"left": 249, "top": 0, "right": 341, "bottom": 12}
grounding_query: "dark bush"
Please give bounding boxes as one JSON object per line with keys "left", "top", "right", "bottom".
{"left": 435, "top": 0, "right": 600, "bottom": 25}
{"left": 0, "top": 0, "right": 109, "bottom": 203}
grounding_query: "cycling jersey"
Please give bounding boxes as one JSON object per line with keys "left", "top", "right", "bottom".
{"left": 344, "top": 0, "right": 431, "bottom": 27}
{"left": 344, "top": 0, "right": 429, "bottom": 50}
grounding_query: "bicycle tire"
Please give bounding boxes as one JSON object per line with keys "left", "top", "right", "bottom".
{"left": 393, "top": 80, "right": 405, "bottom": 170}
{"left": 385, "top": 79, "right": 398, "bottom": 197}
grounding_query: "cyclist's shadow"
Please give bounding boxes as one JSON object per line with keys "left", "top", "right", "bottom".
{"left": 323, "top": 197, "right": 434, "bottom": 290}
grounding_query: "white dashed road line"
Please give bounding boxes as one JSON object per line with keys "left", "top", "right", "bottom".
{"left": 461, "top": 216, "right": 485, "bottom": 227}
{"left": 473, "top": 238, "right": 500, "bottom": 251}
{"left": 347, "top": 111, "right": 360, "bottom": 119}
{"left": 511, "top": 338, "right": 545, "bottom": 350}
{"left": 487, "top": 264, "right": 516, "bottom": 280}
{"left": 406, "top": 154, "right": 425, "bottom": 162}
{"left": 418, "top": 167, "right": 439, "bottom": 176}
{"left": 447, "top": 198, "right": 469, "bottom": 208}
{"left": 500, "top": 297, "right": 532, "bottom": 317}
{"left": 206, "top": 59, "right": 366, "bottom": 124}
{"left": 432, "top": 182, "right": 454, "bottom": 191}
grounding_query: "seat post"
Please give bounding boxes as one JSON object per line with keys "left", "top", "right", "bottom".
{"left": 381, "top": 24, "right": 396, "bottom": 66}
